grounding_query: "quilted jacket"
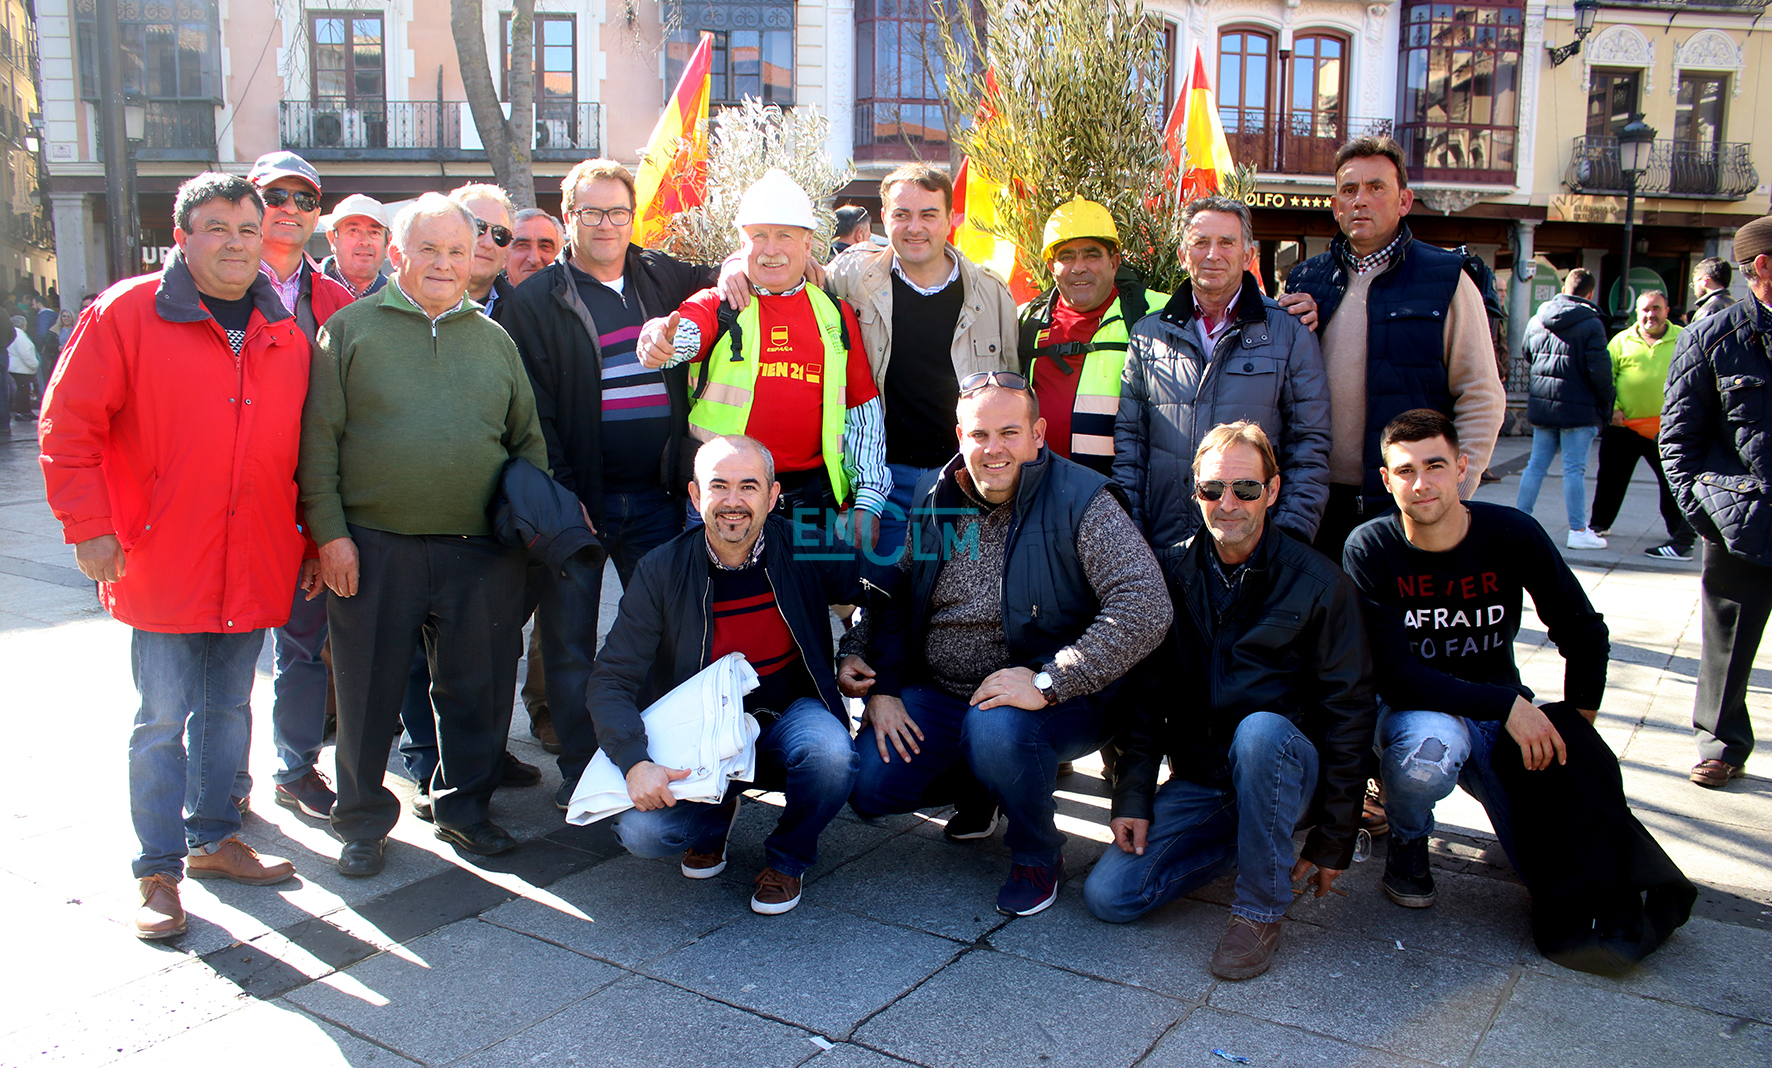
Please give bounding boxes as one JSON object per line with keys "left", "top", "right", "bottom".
{"left": 1660, "top": 296, "right": 1772, "bottom": 565}
{"left": 1523, "top": 294, "right": 1614, "bottom": 429}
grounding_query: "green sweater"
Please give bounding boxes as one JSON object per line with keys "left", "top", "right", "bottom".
{"left": 1607, "top": 321, "right": 1682, "bottom": 421}
{"left": 298, "top": 282, "right": 549, "bottom": 544}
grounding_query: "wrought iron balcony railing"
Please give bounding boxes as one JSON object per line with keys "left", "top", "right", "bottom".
{"left": 96, "top": 101, "right": 219, "bottom": 161}
{"left": 533, "top": 102, "right": 602, "bottom": 160}
{"left": 1219, "top": 113, "right": 1396, "bottom": 176}
{"left": 1565, "top": 136, "right": 1760, "bottom": 200}
{"left": 280, "top": 100, "right": 601, "bottom": 161}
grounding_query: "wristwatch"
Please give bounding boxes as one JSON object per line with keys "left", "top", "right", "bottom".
{"left": 1033, "top": 669, "right": 1057, "bottom": 706}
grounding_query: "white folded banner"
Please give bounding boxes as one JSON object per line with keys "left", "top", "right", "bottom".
{"left": 565, "top": 652, "right": 762, "bottom": 825}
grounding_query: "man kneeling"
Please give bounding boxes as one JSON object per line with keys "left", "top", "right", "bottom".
{"left": 1084, "top": 422, "right": 1376, "bottom": 980}
{"left": 585, "top": 436, "right": 876, "bottom": 914}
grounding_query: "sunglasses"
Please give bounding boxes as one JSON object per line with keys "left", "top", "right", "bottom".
{"left": 958, "top": 371, "right": 1031, "bottom": 396}
{"left": 1195, "top": 479, "right": 1267, "bottom": 502}
{"left": 262, "top": 188, "right": 319, "bottom": 212}
{"left": 475, "top": 219, "right": 514, "bottom": 246}
{"left": 568, "top": 206, "right": 634, "bottom": 227}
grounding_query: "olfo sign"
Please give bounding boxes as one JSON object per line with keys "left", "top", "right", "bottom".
{"left": 1242, "top": 190, "right": 1334, "bottom": 211}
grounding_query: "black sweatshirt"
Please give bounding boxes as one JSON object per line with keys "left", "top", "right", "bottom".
{"left": 1342, "top": 502, "right": 1609, "bottom": 718}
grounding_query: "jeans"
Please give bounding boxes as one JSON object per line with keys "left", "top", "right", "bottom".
{"left": 1515, "top": 425, "right": 1601, "bottom": 530}
{"left": 851, "top": 684, "right": 1111, "bottom": 867}
{"left": 611, "top": 697, "right": 858, "bottom": 876}
{"left": 1375, "top": 704, "right": 1515, "bottom": 867}
{"left": 130, "top": 629, "right": 264, "bottom": 879}
{"left": 1694, "top": 539, "right": 1771, "bottom": 765}
{"left": 876, "top": 463, "right": 939, "bottom": 566}
{"left": 1589, "top": 424, "right": 1693, "bottom": 546}
{"left": 236, "top": 583, "right": 329, "bottom": 791}
{"left": 1083, "top": 712, "right": 1317, "bottom": 925}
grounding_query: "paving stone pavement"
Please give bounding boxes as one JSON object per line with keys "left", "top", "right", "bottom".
{"left": 1, "top": 429, "right": 1768, "bottom": 1068}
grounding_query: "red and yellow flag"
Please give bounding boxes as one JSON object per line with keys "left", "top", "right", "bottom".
{"left": 950, "top": 70, "right": 1040, "bottom": 302}
{"left": 634, "top": 32, "right": 714, "bottom": 248}
{"left": 1160, "top": 44, "right": 1236, "bottom": 201}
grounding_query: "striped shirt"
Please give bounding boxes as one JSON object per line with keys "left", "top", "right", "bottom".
{"left": 571, "top": 265, "right": 671, "bottom": 491}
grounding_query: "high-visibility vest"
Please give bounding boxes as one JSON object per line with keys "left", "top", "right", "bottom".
{"left": 1019, "top": 288, "right": 1161, "bottom": 466}
{"left": 688, "top": 287, "right": 852, "bottom": 503}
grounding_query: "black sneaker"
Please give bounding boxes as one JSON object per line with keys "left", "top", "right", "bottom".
{"left": 1644, "top": 543, "right": 1694, "bottom": 561}
{"left": 944, "top": 803, "right": 1000, "bottom": 840}
{"left": 555, "top": 777, "right": 577, "bottom": 812}
{"left": 996, "top": 858, "right": 1063, "bottom": 916}
{"left": 1382, "top": 834, "right": 1437, "bottom": 908}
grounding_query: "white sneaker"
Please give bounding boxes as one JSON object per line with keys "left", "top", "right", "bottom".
{"left": 1566, "top": 528, "right": 1608, "bottom": 550}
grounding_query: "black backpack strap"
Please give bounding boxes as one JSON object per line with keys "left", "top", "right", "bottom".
{"left": 820, "top": 286, "right": 852, "bottom": 352}
{"left": 691, "top": 302, "right": 744, "bottom": 402}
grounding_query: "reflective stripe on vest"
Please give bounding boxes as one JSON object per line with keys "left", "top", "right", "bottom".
{"left": 687, "top": 287, "right": 852, "bottom": 503}
{"left": 1028, "top": 295, "right": 1135, "bottom": 461}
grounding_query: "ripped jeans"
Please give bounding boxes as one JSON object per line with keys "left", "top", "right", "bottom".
{"left": 1376, "top": 705, "right": 1517, "bottom": 867}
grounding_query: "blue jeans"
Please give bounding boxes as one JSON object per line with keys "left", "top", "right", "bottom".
{"left": 236, "top": 583, "right": 329, "bottom": 791}
{"left": 1515, "top": 425, "right": 1600, "bottom": 530}
{"left": 876, "top": 463, "right": 939, "bottom": 566}
{"left": 130, "top": 629, "right": 264, "bottom": 879}
{"left": 1084, "top": 712, "right": 1318, "bottom": 925}
{"left": 851, "top": 684, "right": 1111, "bottom": 867}
{"left": 611, "top": 697, "right": 858, "bottom": 876}
{"left": 1376, "top": 705, "right": 1515, "bottom": 867}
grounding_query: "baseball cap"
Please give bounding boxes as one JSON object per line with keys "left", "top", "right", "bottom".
{"left": 247, "top": 151, "right": 323, "bottom": 194}
{"left": 320, "top": 193, "right": 390, "bottom": 231}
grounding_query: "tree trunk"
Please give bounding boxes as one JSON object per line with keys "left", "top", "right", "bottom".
{"left": 450, "top": 0, "right": 537, "bottom": 208}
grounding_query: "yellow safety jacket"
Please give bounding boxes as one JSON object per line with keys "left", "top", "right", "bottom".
{"left": 687, "top": 287, "right": 852, "bottom": 503}
{"left": 1018, "top": 286, "right": 1161, "bottom": 470}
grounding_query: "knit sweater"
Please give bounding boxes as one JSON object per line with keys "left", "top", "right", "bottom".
{"left": 298, "top": 282, "right": 550, "bottom": 544}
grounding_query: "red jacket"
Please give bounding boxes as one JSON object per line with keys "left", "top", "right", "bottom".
{"left": 39, "top": 255, "right": 312, "bottom": 634}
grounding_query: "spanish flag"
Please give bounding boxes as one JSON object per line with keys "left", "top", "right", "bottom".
{"left": 951, "top": 70, "right": 1040, "bottom": 302}
{"left": 635, "top": 32, "right": 714, "bottom": 248}
{"left": 1161, "top": 44, "right": 1236, "bottom": 200}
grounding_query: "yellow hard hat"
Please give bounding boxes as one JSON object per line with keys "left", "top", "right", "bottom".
{"left": 1041, "top": 196, "right": 1120, "bottom": 262}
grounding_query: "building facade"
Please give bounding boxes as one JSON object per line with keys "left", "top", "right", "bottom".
{"left": 35, "top": 0, "right": 1769, "bottom": 335}
{"left": 3, "top": 0, "right": 53, "bottom": 300}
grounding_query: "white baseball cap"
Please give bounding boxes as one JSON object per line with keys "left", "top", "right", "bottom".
{"left": 320, "top": 193, "right": 390, "bottom": 231}
{"left": 734, "top": 169, "right": 815, "bottom": 231}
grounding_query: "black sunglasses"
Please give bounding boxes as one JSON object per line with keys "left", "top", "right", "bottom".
{"left": 1195, "top": 479, "right": 1267, "bottom": 502}
{"left": 262, "top": 188, "right": 319, "bottom": 212}
{"left": 958, "top": 371, "right": 1031, "bottom": 395}
{"left": 475, "top": 219, "right": 514, "bottom": 247}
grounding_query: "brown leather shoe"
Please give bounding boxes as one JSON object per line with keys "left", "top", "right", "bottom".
{"left": 135, "top": 873, "right": 186, "bottom": 940}
{"left": 530, "top": 711, "right": 563, "bottom": 755}
{"left": 186, "top": 836, "right": 296, "bottom": 886}
{"left": 1209, "top": 915, "right": 1283, "bottom": 980}
{"left": 1361, "top": 779, "right": 1390, "bottom": 836}
{"left": 1690, "top": 759, "right": 1746, "bottom": 788}
{"left": 751, "top": 867, "right": 803, "bottom": 915}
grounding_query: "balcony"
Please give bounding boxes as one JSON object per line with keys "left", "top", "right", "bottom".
{"left": 1221, "top": 114, "right": 1396, "bottom": 177}
{"left": 854, "top": 101, "right": 952, "bottom": 163}
{"left": 1565, "top": 136, "right": 1760, "bottom": 201}
{"left": 280, "top": 100, "right": 601, "bottom": 162}
{"left": 95, "top": 101, "right": 219, "bottom": 162}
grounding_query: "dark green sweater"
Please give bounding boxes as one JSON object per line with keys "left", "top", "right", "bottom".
{"left": 298, "top": 282, "right": 549, "bottom": 544}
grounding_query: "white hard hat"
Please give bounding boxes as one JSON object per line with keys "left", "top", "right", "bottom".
{"left": 734, "top": 169, "right": 815, "bottom": 231}
{"left": 319, "top": 193, "right": 390, "bottom": 231}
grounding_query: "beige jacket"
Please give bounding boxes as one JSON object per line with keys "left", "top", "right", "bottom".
{"left": 825, "top": 243, "right": 1018, "bottom": 394}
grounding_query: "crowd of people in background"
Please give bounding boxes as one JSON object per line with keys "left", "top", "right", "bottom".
{"left": 23, "top": 137, "right": 1771, "bottom": 983}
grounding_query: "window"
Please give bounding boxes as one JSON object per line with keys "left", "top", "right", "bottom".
{"left": 310, "top": 13, "right": 384, "bottom": 107}
{"left": 1217, "top": 29, "right": 1348, "bottom": 173}
{"left": 666, "top": 2, "right": 794, "bottom": 107}
{"left": 1398, "top": 0, "right": 1523, "bottom": 182}
{"left": 1674, "top": 73, "right": 1725, "bottom": 148}
{"left": 1586, "top": 69, "right": 1639, "bottom": 137}
{"left": 855, "top": 0, "right": 965, "bottom": 160}
{"left": 75, "top": 0, "right": 220, "bottom": 101}
{"left": 502, "top": 13, "right": 576, "bottom": 110}
{"left": 1218, "top": 29, "right": 1274, "bottom": 168}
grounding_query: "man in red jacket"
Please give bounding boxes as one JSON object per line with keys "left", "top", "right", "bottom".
{"left": 39, "top": 173, "right": 308, "bottom": 940}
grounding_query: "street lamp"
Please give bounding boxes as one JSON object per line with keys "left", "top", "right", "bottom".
{"left": 1548, "top": 0, "right": 1600, "bottom": 67}
{"left": 123, "top": 92, "right": 146, "bottom": 274}
{"left": 1616, "top": 113, "right": 1657, "bottom": 320}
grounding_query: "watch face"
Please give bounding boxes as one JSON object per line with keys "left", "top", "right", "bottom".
{"left": 1034, "top": 671, "right": 1053, "bottom": 691}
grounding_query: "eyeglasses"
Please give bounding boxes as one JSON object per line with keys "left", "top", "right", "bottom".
{"left": 475, "top": 219, "right": 514, "bottom": 247}
{"left": 262, "top": 188, "right": 319, "bottom": 212}
{"left": 568, "top": 206, "right": 634, "bottom": 227}
{"left": 958, "top": 371, "right": 1030, "bottom": 396}
{"left": 1195, "top": 479, "right": 1267, "bottom": 502}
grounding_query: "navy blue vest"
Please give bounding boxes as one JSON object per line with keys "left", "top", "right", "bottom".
{"left": 907, "top": 450, "right": 1115, "bottom": 675}
{"left": 1286, "top": 228, "right": 1465, "bottom": 497}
